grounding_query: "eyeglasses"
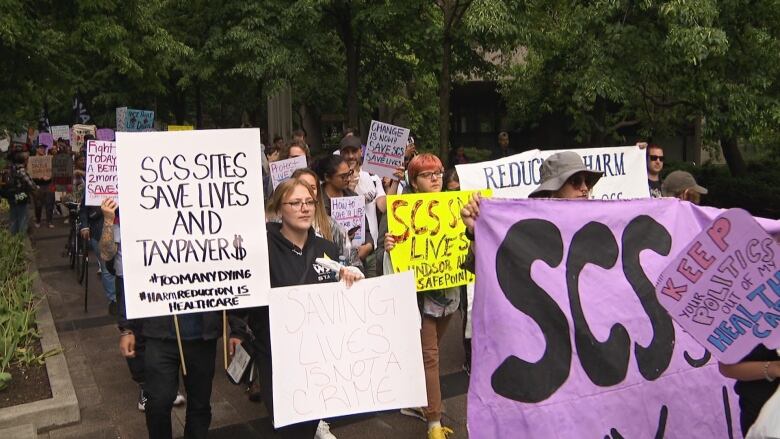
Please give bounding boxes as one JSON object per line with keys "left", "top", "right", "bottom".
{"left": 417, "top": 170, "right": 444, "bottom": 180}
{"left": 335, "top": 170, "right": 354, "bottom": 180}
{"left": 282, "top": 199, "right": 317, "bottom": 210}
{"left": 566, "top": 174, "right": 591, "bottom": 189}
{"left": 649, "top": 155, "right": 664, "bottom": 162}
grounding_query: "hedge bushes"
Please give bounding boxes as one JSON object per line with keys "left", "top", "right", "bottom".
{"left": 664, "top": 160, "right": 780, "bottom": 219}
{"left": 0, "top": 230, "right": 48, "bottom": 390}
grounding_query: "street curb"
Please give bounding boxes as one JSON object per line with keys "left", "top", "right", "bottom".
{"left": 0, "top": 240, "right": 80, "bottom": 432}
{"left": 0, "top": 423, "right": 36, "bottom": 438}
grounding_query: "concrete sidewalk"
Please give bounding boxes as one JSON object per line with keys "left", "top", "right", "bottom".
{"left": 30, "top": 220, "right": 470, "bottom": 439}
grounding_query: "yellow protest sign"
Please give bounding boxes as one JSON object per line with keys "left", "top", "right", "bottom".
{"left": 167, "top": 125, "right": 194, "bottom": 131}
{"left": 387, "top": 190, "right": 486, "bottom": 291}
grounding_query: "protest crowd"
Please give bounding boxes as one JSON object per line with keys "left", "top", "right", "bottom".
{"left": 1, "top": 120, "right": 779, "bottom": 439}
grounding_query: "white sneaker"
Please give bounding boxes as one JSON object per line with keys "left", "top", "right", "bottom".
{"left": 315, "top": 420, "right": 337, "bottom": 439}
{"left": 173, "top": 393, "right": 186, "bottom": 406}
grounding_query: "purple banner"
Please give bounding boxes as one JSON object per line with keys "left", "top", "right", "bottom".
{"left": 97, "top": 128, "right": 115, "bottom": 141}
{"left": 656, "top": 209, "right": 780, "bottom": 364}
{"left": 470, "top": 198, "right": 780, "bottom": 438}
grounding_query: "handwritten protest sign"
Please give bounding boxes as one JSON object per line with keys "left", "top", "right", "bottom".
{"left": 387, "top": 190, "right": 482, "bottom": 291}
{"left": 167, "top": 125, "right": 194, "bottom": 131}
{"left": 269, "top": 155, "right": 307, "bottom": 189}
{"left": 116, "top": 107, "right": 155, "bottom": 132}
{"left": 97, "top": 128, "right": 115, "bottom": 141}
{"left": 331, "top": 196, "right": 365, "bottom": 242}
{"left": 27, "top": 156, "right": 52, "bottom": 180}
{"left": 70, "top": 124, "right": 96, "bottom": 152}
{"left": 362, "top": 120, "right": 409, "bottom": 179}
{"left": 126, "top": 109, "right": 155, "bottom": 132}
{"left": 468, "top": 198, "right": 780, "bottom": 438}
{"left": 52, "top": 154, "right": 73, "bottom": 192}
{"left": 655, "top": 208, "right": 780, "bottom": 364}
{"left": 38, "top": 133, "right": 54, "bottom": 149}
{"left": 49, "top": 125, "right": 70, "bottom": 143}
{"left": 268, "top": 271, "right": 426, "bottom": 427}
{"left": 457, "top": 146, "right": 649, "bottom": 200}
{"left": 116, "top": 107, "right": 127, "bottom": 131}
{"left": 116, "top": 129, "right": 271, "bottom": 319}
{"left": 85, "top": 140, "right": 118, "bottom": 206}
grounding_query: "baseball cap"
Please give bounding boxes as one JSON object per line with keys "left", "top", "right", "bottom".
{"left": 662, "top": 171, "right": 707, "bottom": 197}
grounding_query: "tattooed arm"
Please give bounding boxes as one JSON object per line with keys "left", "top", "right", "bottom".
{"left": 99, "top": 198, "right": 118, "bottom": 261}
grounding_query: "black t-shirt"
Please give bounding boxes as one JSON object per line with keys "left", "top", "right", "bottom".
{"left": 648, "top": 179, "right": 662, "bottom": 198}
{"left": 734, "top": 345, "right": 780, "bottom": 435}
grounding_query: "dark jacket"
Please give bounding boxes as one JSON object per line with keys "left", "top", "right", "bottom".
{"left": 78, "top": 189, "right": 104, "bottom": 237}
{"left": 230, "top": 222, "right": 340, "bottom": 355}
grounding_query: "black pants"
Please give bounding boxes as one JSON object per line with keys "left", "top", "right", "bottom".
{"left": 253, "top": 338, "right": 319, "bottom": 438}
{"left": 144, "top": 337, "right": 216, "bottom": 439}
{"left": 116, "top": 276, "right": 145, "bottom": 384}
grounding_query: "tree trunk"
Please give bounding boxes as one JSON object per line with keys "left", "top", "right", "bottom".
{"left": 345, "top": 25, "right": 360, "bottom": 131}
{"left": 721, "top": 137, "right": 747, "bottom": 177}
{"left": 195, "top": 83, "right": 203, "bottom": 129}
{"left": 438, "top": 31, "right": 452, "bottom": 164}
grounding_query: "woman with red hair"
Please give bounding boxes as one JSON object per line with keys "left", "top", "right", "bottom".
{"left": 385, "top": 153, "right": 458, "bottom": 439}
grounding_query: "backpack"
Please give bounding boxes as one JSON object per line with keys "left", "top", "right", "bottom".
{"left": 2, "top": 167, "right": 31, "bottom": 205}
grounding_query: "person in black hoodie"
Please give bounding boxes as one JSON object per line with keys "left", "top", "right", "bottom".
{"left": 100, "top": 198, "right": 226, "bottom": 439}
{"left": 229, "top": 177, "right": 363, "bottom": 439}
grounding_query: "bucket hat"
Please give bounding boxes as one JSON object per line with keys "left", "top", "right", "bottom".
{"left": 529, "top": 151, "right": 604, "bottom": 198}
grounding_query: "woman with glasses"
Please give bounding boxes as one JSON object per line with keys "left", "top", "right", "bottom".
{"left": 383, "top": 153, "right": 459, "bottom": 439}
{"left": 317, "top": 155, "right": 374, "bottom": 274}
{"left": 291, "top": 168, "right": 357, "bottom": 266}
{"left": 229, "top": 178, "right": 363, "bottom": 439}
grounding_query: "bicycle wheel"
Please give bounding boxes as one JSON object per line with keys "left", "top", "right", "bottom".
{"left": 78, "top": 243, "right": 88, "bottom": 285}
{"left": 69, "top": 228, "right": 77, "bottom": 269}
{"left": 75, "top": 238, "right": 82, "bottom": 282}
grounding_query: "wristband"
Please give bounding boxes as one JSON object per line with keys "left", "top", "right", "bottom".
{"left": 120, "top": 330, "right": 133, "bottom": 337}
{"left": 465, "top": 227, "right": 475, "bottom": 241}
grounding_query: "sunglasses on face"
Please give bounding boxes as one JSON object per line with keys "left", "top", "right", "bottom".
{"left": 649, "top": 155, "right": 664, "bottom": 162}
{"left": 335, "top": 169, "right": 354, "bottom": 180}
{"left": 566, "top": 173, "right": 591, "bottom": 189}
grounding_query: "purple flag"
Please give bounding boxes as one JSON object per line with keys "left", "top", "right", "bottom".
{"left": 656, "top": 208, "right": 780, "bottom": 364}
{"left": 470, "top": 198, "right": 780, "bottom": 438}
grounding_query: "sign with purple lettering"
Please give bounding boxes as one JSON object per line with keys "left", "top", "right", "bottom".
{"left": 85, "top": 140, "right": 118, "bottom": 206}
{"left": 362, "top": 120, "right": 409, "bottom": 179}
{"left": 469, "top": 198, "right": 780, "bottom": 439}
{"left": 116, "top": 129, "right": 271, "bottom": 319}
{"left": 269, "top": 155, "right": 307, "bottom": 189}
{"left": 331, "top": 196, "right": 365, "bottom": 243}
{"left": 97, "top": 128, "right": 115, "bottom": 141}
{"left": 655, "top": 209, "right": 780, "bottom": 364}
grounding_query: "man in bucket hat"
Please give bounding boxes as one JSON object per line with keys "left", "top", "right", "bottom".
{"left": 661, "top": 170, "right": 707, "bottom": 205}
{"left": 528, "top": 151, "right": 604, "bottom": 199}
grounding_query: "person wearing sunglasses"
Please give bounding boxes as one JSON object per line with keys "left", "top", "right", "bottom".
{"left": 647, "top": 144, "right": 664, "bottom": 198}
{"left": 317, "top": 154, "right": 374, "bottom": 274}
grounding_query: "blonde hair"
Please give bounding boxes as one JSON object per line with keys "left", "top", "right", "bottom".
{"left": 266, "top": 178, "right": 316, "bottom": 216}
{"left": 291, "top": 168, "right": 334, "bottom": 242}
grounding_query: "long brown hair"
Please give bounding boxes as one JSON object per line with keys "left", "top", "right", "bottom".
{"left": 291, "top": 168, "right": 334, "bottom": 242}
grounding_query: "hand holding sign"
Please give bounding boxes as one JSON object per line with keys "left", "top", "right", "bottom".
{"left": 655, "top": 208, "right": 780, "bottom": 364}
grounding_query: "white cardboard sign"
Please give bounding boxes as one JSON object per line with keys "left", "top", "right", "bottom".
{"left": 116, "top": 129, "right": 271, "bottom": 319}
{"left": 456, "top": 145, "right": 649, "bottom": 200}
{"left": 268, "top": 271, "right": 427, "bottom": 427}
{"left": 362, "top": 120, "right": 409, "bottom": 179}
{"left": 85, "top": 140, "right": 118, "bottom": 206}
{"left": 269, "top": 155, "right": 308, "bottom": 189}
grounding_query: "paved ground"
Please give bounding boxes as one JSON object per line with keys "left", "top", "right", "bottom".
{"left": 29, "top": 217, "right": 470, "bottom": 439}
